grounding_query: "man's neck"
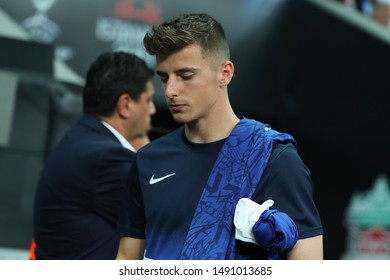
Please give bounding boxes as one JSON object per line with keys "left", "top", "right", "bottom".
{"left": 184, "top": 111, "right": 239, "bottom": 143}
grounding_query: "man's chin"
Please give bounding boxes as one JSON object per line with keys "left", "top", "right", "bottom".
{"left": 171, "top": 111, "right": 188, "bottom": 124}
{"left": 171, "top": 114, "right": 186, "bottom": 124}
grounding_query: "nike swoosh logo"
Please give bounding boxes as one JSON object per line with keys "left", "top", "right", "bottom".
{"left": 149, "top": 173, "right": 176, "bottom": 185}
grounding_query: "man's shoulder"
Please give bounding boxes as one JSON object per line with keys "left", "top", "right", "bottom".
{"left": 237, "top": 117, "right": 296, "bottom": 146}
{"left": 268, "top": 142, "right": 303, "bottom": 170}
{"left": 52, "top": 121, "right": 130, "bottom": 160}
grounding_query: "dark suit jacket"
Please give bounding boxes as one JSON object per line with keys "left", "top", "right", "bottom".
{"left": 33, "top": 114, "right": 136, "bottom": 259}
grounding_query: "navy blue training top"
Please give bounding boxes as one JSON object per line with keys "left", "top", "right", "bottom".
{"left": 117, "top": 127, "right": 323, "bottom": 259}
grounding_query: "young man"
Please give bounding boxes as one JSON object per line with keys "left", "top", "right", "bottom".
{"left": 33, "top": 51, "right": 156, "bottom": 259}
{"left": 116, "top": 13, "right": 323, "bottom": 260}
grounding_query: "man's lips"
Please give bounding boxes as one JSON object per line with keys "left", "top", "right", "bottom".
{"left": 169, "top": 104, "right": 186, "bottom": 111}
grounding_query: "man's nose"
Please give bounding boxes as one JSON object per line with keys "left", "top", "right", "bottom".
{"left": 165, "top": 79, "right": 179, "bottom": 98}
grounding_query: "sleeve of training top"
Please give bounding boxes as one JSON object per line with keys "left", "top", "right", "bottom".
{"left": 252, "top": 142, "right": 323, "bottom": 239}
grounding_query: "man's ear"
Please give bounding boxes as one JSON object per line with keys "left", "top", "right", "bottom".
{"left": 219, "top": 61, "right": 234, "bottom": 87}
{"left": 117, "top": 93, "right": 133, "bottom": 118}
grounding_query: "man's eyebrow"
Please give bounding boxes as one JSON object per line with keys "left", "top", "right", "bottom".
{"left": 176, "top": 67, "right": 198, "bottom": 73}
{"left": 156, "top": 67, "right": 198, "bottom": 76}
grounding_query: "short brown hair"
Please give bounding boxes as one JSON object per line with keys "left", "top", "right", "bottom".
{"left": 143, "top": 13, "right": 230, "bottom": 65}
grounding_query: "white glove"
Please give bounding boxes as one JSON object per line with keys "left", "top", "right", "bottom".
{"left": 234, "top": 198, "right": 274, "bottom": 244}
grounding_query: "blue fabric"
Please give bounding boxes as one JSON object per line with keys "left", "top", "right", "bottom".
{"left": 180, "top": 117, "right": 295, "bottom": 259}
{"left": 252, "top": 209, "right": 298, "bottom": 260}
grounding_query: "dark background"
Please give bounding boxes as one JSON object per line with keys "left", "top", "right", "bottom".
{"left": 0, "top": 0, "right": 389, "bottom": 259}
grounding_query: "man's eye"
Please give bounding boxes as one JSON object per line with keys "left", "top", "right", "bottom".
{"left": 160, "top": 77, "right": 168, "bottom": 83}
{"left": 181, "top": 74, "right": 193, "bottom": 80}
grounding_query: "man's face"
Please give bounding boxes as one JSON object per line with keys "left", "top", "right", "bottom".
{"left": 131, "top": 79, "right": 156, "bottom": 137}
{"left": 156, "top": 44, "right": 222, "bottom": 124}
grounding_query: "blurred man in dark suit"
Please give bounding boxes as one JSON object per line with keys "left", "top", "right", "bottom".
{"left": 32, "top": 51, "right": 155, "bottom": 259}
